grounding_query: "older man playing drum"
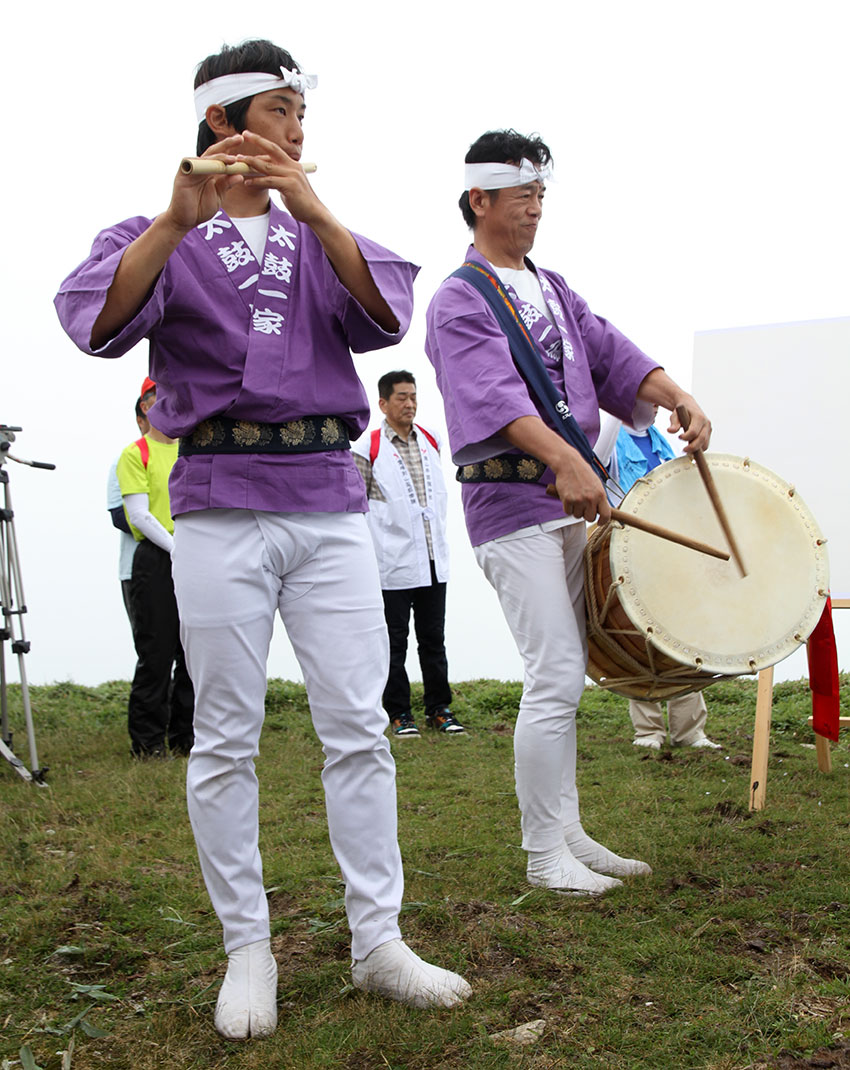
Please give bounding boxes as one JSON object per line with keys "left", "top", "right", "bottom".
{"left": 425, "top": 129, "right": 711, "bottom": 895}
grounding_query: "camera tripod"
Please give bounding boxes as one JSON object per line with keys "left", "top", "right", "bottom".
{"left": 0, "top": 425, "right": 54, "bottom": 785}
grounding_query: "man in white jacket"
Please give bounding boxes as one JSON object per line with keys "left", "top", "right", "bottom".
{"left": 353, "top": 372, "right": 463, "bottom": 737}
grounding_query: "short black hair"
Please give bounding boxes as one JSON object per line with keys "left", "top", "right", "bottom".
{"left": 378, "top": 371, "right": 416, "bottom": 400}
{"left": 458, "top": 130, "right": 553, "bottom": 229}
{"left": 134, "top": 398, "right": 145, "bottom": 421}
{"left": 194, "top": 39, "right": 303, "bottom": 154}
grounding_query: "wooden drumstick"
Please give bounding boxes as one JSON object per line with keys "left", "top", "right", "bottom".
{"left": 180, "top": 157, "right": 318, "bottom": 175}
{"left": 675, "top": 404, "right": 747, "bottom": 576}
{"left": 544, "top": 485, "right": 730, "bottom": 560}
{"left": 610, "top": 508, "right": 730, "bottom": 560}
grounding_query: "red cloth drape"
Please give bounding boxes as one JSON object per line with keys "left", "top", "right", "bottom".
{"left": 807, "top": 596, "right": 840, "bottom": 743}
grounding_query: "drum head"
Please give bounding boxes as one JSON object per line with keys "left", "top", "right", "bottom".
{"left": 610, "top": 455, "right": 828, "bottom": 674}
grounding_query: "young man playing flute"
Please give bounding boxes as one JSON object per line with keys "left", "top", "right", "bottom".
{"left": 56, "top": 38, "right": 470, "bottom": 1040}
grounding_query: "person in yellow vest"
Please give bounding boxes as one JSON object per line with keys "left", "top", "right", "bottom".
{"left": 116, "top": 377, "right": 194, "bottom": 757}
{"left": 107, "top": 395, "right": 150, "bottom": 626}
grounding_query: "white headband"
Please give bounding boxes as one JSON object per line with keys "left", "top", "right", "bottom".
{"left": 194, "top": 65, "right": 318, "bottom": 123}
{"left": 464, "top": 159, "right": 552, "bottom": 191}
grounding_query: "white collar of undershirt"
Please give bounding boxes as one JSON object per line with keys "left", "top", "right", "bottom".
{"left": 494, "top": 265, "right": 553, "bottom": 324}
{"left": 230, "top": 211, "right": 270, "bottom": 264}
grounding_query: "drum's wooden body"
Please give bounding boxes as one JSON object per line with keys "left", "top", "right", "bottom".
{"left": 584, "top": 454, "right": 828, "bottom": 700}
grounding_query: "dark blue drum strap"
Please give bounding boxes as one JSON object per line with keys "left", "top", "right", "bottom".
{"left": 450, "top": 261, "right": 607, "bottom": 485}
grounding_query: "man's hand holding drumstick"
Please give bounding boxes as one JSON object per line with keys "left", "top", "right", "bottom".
{"left": 501, "top": 415, "right": 612, "bottom": 523}
{"left": 635, "top": 368, "right": 712, "bottom": 454}
{"left": 502, "top": 366, "right": 731, "bottom": 561}
{"left": 632, "top": 370, "right": 747, "bottom": 566}
{"left": 500, "top": 368, "right": 712, "bottom": 529}
{"left": 507, "top": 416, "right": 729, "bottom": 560}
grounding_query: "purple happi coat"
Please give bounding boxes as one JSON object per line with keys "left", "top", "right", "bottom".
{"left": 425, "top": 246, "right": 659, "bottom": 545}
{"left": 55, "top": 203, "right": 418, "bottom": 517}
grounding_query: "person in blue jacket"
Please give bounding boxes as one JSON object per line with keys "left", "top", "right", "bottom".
{"left": 610, "top": 410, "right": 721, "bottom": 750}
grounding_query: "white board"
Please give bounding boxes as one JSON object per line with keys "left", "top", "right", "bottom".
{"left": 692, "top": 317, "right": 850, "bottom": 679}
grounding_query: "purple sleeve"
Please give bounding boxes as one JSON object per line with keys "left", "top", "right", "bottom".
{"left": 425, "top": 280, "right": 540, "bottom": 465}
{"left": 569, "top": 288, "right": 660, "bottom": 422}
{"left": 322, "top": 231, "right": 420, "bottom": 353}
{"left": 54, "top": 217, "right": 166, "bottom": 358}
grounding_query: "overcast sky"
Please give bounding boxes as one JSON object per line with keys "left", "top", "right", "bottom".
{"left": 2, "top": 0, "right": 847, "bottom": 689}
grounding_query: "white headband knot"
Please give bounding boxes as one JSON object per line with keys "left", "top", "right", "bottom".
{"left": 464, "top": 159, "right": 552, "bottom": 191}
{"left": 194, "top": 65, "right": 318, "bottom": 123}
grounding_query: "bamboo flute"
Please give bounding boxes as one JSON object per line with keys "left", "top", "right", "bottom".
{"left": 180, "top": 157, "right": 317, "bottom": 176}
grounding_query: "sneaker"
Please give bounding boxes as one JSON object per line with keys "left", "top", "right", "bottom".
{"left": 426, "top": 708, "right": 466, "bottom": 734}
{"left": 632, "top": 737, "right": 662, "bottom": 750}
{"left": 351, "top": 938, "right": 471, "bottom": 1008}
{"left": 526, "top": 847, "right": 623, "bottom": 895}
{"left": 131, "top": 744, "right": 173, "bottom": 761}
{"left": 688, "top": 736, "right": 722, "bottom": 750}
{"left": 214, "top": 938, "right": 278, "bottom": 1039}
{"left": 390, "top": 712, "right": 420, "bottom": 738}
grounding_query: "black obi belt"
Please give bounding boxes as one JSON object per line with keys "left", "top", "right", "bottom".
{"left": 456, "top": 454, "right": 547, "bottom": 483}
{"left": 179, "top": 415, "right": 351, "bottom": 456}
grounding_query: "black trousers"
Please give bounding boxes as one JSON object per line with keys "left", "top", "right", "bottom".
{"left": 381, "top": 561, "right": 452, "bottom": 718}
{"left": 127, "top": 540, "right": 195, "bottom": 754}
{"left": 120, "top": 578, "right": 134, "bottom": 629}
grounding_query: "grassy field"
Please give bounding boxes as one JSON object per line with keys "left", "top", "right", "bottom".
{"left": 1, "top": 676, "right": 849, "bottom": 1069}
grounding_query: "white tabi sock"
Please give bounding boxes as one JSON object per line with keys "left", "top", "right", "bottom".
{"left": 214, "top": 938, "right": 278, "bottom": 1040}
{"left": 526, "top": 844, "right": 624, "bottom": 895}
{"left": 563, "top": 824, "right": 652, "bottom": 878}
{"left": 351, "top": 939, "right": 472, "bottom": 1008}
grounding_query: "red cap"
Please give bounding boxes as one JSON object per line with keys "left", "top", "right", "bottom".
{"left": 140, "top": 376, "right": 156, "bottom": 401}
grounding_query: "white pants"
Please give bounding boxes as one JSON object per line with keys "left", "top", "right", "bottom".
{"left": 172, "top": 510, "right": 403, "bottom": 959}
{"left": 475, "top": 524, "right": 588, "bottom": 854}
{"left": 629, "top": 692, "right": 709, "bottom": 746}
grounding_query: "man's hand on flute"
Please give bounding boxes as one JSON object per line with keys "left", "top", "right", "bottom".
{"left": 89, "top": 136, "right": 247, "bottom": 349}
{"left": 164, "top": 134, "right": 249, "bottom": 232}
{"left": 232, "top": 130, "right": 328, "bottom": 228}
{"left": 232, "top": 129, "right": 399, "bottom": 333}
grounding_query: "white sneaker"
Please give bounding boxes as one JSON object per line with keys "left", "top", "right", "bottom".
{"left": 688, "top": 736, "right": 722, "bottom": 749}
{"left": 214, "top": 938, "right": 278, "bottom": 1040}
{"left": 527, "top": 847, "right": 623, "bottom": 896}
{"left": 351, "top": 939, "right": 471, "bottom": 1008}
{"left": 633, "top": 737, "right": 662, "bottom": 750}
{"left": 565, "top": 831, "right": 652, "bottom": 878}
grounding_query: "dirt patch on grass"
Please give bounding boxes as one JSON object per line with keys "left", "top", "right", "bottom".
{"left": 665, "top": 870, "right": 722, "bottom": 892}
{"left": 765, "top": 1041, "right": 850, "bottom": 1068}
{"left": 450, "top": 898, "right": 501, "bottom": 920}
{"left": 707, "top": 800, "right": 754, "bottom": 824}
{"left": 725, "top": 884, "right": 770, "bottom": 900}
{"left": 806, "top": 957, "right": 850, "bottom": 981}
{"left": 270, "top": 928, "right": 326, "bottom": 974}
